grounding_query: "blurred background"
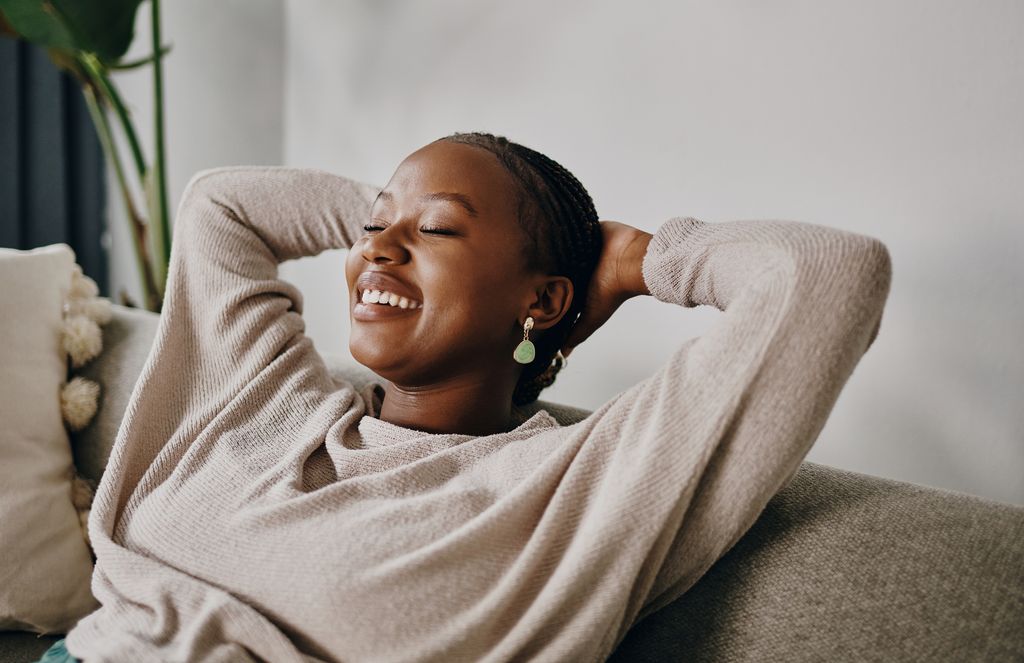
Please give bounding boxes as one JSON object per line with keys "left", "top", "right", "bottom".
{"left": 4, "top": 0, "right": 1021, "bottom": 504}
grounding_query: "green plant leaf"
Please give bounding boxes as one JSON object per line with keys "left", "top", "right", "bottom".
{"left": 0, "top": 2, "right": 77, "bottom": 51}
{"left": 1, "top": 7, "right": 24, "bottom": 37}
{"left": 0, "top": 0, "right": 146, "bottom": 63}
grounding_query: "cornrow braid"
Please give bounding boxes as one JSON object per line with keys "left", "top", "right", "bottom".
{"left": 438, "top": 132, "right": 603, "bottom": 407}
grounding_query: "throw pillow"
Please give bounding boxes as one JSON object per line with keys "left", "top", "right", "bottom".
{"left": 0, "top": 244, "right": 100, "bottom": 634}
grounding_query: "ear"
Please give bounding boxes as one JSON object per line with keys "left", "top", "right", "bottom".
{"left": 523, "top": 276, "right": 573, "bottom": 331}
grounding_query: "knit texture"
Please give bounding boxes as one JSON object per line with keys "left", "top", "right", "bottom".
{"left": 64, "top": 166, "right": 892, "bottom": 662}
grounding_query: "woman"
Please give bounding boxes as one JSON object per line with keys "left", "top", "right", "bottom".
{"left": 51, "top": 132, "right": 891, "bottom": 662}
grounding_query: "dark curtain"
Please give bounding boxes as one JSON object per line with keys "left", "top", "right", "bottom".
{"left": 0, "top": 38, "right": 108, "bottom": 296}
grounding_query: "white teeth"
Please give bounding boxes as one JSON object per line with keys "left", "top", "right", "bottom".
{"left": 360, "top": 289, "right": 422, "bottom": 309}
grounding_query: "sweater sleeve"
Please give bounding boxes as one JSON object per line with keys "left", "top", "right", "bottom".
{"left": 576, "top": 215, "right": 892, "bottom": 631}
{"left": 129, "top": 166, "right": 378, "bottom": 464}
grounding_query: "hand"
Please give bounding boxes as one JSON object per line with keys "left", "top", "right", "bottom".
{"left": 560, "top": 220, "right": 652, "bottom": 358}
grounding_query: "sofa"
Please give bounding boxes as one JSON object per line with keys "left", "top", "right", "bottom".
{"left": 3, "top": 303, "right": 1021, "bottom": 662}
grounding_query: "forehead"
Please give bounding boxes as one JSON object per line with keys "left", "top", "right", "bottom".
{"left": 379, "top": 140, "right": 519, "bottom": 219}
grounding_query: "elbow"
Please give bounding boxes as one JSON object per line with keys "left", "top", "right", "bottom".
{"left": 853, "top": 237, "right": 893, "bottom": 352}
{"left": 178, "top": 169, "right": 221, "bottom": 213}
{"left": 855, "top": 236, "right": 892, "bottom": 300}
{"left": 174, "top": 168, "right": 246, "bottom": 236}
{"left": 797, "top": 232, "right": 893, "bottom": 353}
{"left": 179, "top": 168, "right": 239, "bottom": 208}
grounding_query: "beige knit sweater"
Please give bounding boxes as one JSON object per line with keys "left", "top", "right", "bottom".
{"left": 64, "top": 166, "right": 892, "bottom": 662}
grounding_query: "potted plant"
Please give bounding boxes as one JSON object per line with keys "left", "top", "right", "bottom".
{"left": 0, "top": 0, "right": 172, "bottom": 312}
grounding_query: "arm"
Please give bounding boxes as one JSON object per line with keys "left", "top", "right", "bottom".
{"left": 178, "top": 165, "right": 380, "bottom": 261}
{"left": 571, "top": 215, "right": 892, "bottom": 632}
{"left": 121, "top": 167, "right": 378, "bottom": 469}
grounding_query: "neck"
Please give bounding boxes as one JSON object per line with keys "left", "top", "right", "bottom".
{"left": 377, "top": 374, "right": 517, "bottom": 436}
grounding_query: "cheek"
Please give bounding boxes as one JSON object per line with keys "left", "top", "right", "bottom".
{"left": 422, "top": 263, "right": 519, "bottom": 337}
{"left": 343, "top": 248, "right": 362, "bottom": 290}
{"left": 422, "top": 248, "right": 510, "bottom": 303}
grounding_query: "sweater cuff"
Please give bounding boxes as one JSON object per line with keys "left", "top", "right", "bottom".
{"left": 640, "top": 216, "right": 711, "bottom": 307}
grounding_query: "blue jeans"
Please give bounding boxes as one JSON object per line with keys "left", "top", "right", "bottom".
{"left": 33, "top": 638, "right": 81, "bottom": 663}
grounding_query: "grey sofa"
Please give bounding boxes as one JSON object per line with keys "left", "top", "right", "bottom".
{"left": 3, "top": 304, "right": 1021, "bottom": 662}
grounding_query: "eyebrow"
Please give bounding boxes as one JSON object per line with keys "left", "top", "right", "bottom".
{"left": 375, "top": 190, "right": 479, "bottom": 218}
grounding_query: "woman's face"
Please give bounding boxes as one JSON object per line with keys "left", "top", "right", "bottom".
{"left": 344, "top": 139, "right": 541, "bottom": 386}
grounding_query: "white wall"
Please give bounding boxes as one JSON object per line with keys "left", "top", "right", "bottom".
{"left": 107, "top": 1, "right": 1023, "bottom": 506}
{"left": 280, "top": 0, "right": 1023, "bottom": 505}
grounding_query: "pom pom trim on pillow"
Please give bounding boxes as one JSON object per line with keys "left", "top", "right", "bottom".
{"left": 69, "top": 471, "right": 97, "bottom": 550}
{"left": 59, "top": 264, "right": 111, "bottom": 551}
{"left": 62, "top": 315, "right": 103, "bottom": 369}
{"left": 61, "top": 376, "right": 100, "bottom": 431}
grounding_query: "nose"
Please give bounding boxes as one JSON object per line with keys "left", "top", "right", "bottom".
{"left": 361, "top": 225, "right": 410, "bottom": 264}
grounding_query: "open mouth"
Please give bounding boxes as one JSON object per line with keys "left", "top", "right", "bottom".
{"left": 352, "top": 288, "right": 423, "bottom": 321}
{"left": 357, "top": 288, "right": 423, "bottom": 310}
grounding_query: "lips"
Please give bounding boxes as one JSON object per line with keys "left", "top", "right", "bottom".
{"left": 354, "top": 270, "right": 423, "bottom": 307}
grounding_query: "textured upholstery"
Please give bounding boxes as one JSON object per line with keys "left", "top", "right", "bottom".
{"left": 70, "top": 306, "right": 160, "bottom": 485}
{"left": 608, "top": 463, "right": 1023, "bottom": 661}
{"left": 3, "top": 304, "right": 1021, "bottom": 662}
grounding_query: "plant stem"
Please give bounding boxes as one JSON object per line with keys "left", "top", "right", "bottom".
{"left": 151, "top": 0, "right": 171, "bottom": 300}
{"left": 79, "top": 53, "right": 146, "bottom": 179}
{"left": 81, "top": 82, "right": 161, "bottom": 312}
{"left": 108, "top": 45, "right": 173, "bottom": 70}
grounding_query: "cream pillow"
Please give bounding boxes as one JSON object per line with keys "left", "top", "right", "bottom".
{"left": 0, "top": 244, "right": 99, "bottom": 634}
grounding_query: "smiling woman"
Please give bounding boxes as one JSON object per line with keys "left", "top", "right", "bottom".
{"left": 61, "top": 132, "right": 891, "bottom": 662}
{"left": 343, "top": 134, "right": 604, "bottom": 435}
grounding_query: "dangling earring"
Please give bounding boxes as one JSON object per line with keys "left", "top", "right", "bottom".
{"left": 514, "top": 316, "right": 536, "bottom": 364}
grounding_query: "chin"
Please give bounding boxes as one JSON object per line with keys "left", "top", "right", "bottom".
{"left": 349, "top": 342, "right": 382, "bottom": 369}
{"left": 349, "top": 341, "right": 402, "bottom": 381}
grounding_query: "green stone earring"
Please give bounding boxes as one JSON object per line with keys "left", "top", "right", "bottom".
{"left": 514, "top": 316, "right": 536, "bottom": 364}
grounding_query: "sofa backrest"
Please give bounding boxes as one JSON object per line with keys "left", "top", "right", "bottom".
{"left": 608, "top": 461, "right": 1024, "bottom": 661}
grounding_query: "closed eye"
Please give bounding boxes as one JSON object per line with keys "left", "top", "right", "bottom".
{"left": 362, "top": 224, "right": 456, "bottom": 236}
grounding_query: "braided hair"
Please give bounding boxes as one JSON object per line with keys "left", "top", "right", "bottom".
{"left": 438, "top": 132, "right": 602, "bottom": 406}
